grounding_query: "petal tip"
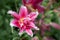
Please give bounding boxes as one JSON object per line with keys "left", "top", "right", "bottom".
{"left": 19, "top": 31, "right": 24, "bottom": 36}
{"left": 35, "top": 27, "right": 40, "bottom": 30}
{"left": 31, "top": 34, "right": 33, "bottom": 37}
{"left": 10, "top": 21, "right": 15, "bottom": 27}
{"left": 7, "top": 10, "right": 13, "bottom": 14}
{"left": 21, "top": 5, "right": 27, "bottom": 9}
{"left": 37, "top": 28, "right": 40, "bottom": 30}
{"left": 36, "top": 11, "right": 39, "bottom": 15}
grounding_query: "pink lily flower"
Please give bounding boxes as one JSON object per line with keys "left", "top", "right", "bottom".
{"left": 50, "top": 22, "right": 60, "bottom": 30}
{"left": 8, "top": 6, "right": 39, "bottom": 37}
{"left": 22, "top": 0, "right": 45, "bottom": 13}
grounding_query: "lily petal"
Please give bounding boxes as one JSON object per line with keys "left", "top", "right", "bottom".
{"left": 25, "top": 29, "right": 33, "bottom": 37}
{"left": 19, "top": 6, "right": 28, "bottom": 18}
{"left": 33, "top": 5, "right": 45, "bottom": 13}
{"left": 10, "top": 19, "right": 20, "bottom": 27}
{"left": 30, "top": 22, "right": 39, "bottom": 30}
{"left": 50, "top": 22, "right": 60, "bottom": 30}
{"left": 28, "top": 11, "right": 38, "bottom": 21}
{"left": 19, "top": 27, "right": 25, "bottom": 36}
{"left": 7, "top": 10, "right": 19, "bottom": 19}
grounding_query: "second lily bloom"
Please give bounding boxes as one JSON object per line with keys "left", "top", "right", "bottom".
{"left": 22, "top": 0, "right": 45, "bottom": 13}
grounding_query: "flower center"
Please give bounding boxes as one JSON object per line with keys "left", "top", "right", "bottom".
{"left": 20, "top": 18, "right": 24, "bottom": 23}
{"left": 18, "top": 18, "right": 24, "bottom": 24}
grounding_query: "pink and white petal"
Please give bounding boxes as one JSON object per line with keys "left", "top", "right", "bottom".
{"left": 19, "top": 6, "right": 28, "bottom": 18}
{"left": 19, "top": 28, "right": 24, "bottom": 36}
{"left": 28, "top": 11, "right": 38, "bottom": 21}
{"left": 30, "top": 22, "right": 39, "bottom": 30}
{"left": 7, "top": 10, "right": 19, "bottom": 19}
{"left": 19, "top": 26, "right": 26, "bottom": 33}
{"left": 24, "top": 17, "right": 31, "bottom": 21}
{"left": 10, "top": 19, "right": 20, "bottom": 27}
{"left": 25, "top": 29, "right": 33, "bottom": 37}
{"left": 20, "top": 22, "right": 24, "bottom": 27}
{"left": 50, "top": 22, "right": 60, "bottom": 30}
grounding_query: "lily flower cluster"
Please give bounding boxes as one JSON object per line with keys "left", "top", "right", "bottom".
{"left": 8, "top": 0, "right": 60, "bottom": 37}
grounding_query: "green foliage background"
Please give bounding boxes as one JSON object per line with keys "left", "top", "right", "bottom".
{"left": 0, "top": 0, "right": 22, "bottom": 40}
{"left": 0, "top": 0, "right": 60, "bottom": 40}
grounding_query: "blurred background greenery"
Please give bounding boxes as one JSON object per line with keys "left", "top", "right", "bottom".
{"left": 0, "top": 0, "right": 22, "bottom": 40}
{"left": 0, "top": 0, "right": 60, "bottom": 40}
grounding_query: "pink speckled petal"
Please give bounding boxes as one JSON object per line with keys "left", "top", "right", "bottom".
{"left": 8, "top": 10, "right": 19, "bottom": 19}
{"left": 28, "top": 11, "right": 38, "bottom": 21}
{"left": 25, "top": 29, "right": 33, "bottom": 37}
{"left": 10, "top": 19, "right": 20, "bottom": 27}
{"left": 30, "top": 22, "right": 39, "bottom": 30}
{"left": 19, "top": 6, "right": 28, "bottom": 18}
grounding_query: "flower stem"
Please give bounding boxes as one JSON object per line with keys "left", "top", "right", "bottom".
{"left": 11, "top": 26, "right": 14, "bottom": 34}
{"left": 15, "top": 0, "right": 18, "bottom": 12}
{"left": 11, "top": 26, "right": 14, "bottom": 40}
